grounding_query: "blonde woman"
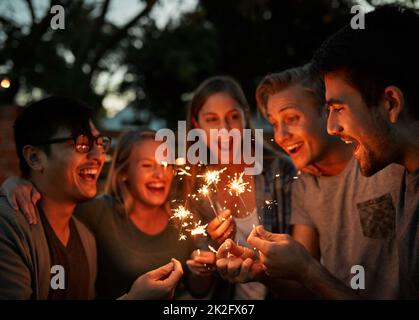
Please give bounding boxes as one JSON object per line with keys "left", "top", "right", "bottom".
{"left": 2, "top": 129, "right": 213, "bottom": 299}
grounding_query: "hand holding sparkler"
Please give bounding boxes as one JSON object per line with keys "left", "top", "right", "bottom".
{"left": 207, "top": 209, "right": 236, "bottom": 245}
{"left": 215, "top": 239, "right": 264, "bottom": 284}
{"left": 186, "top": 249, "right": 216, "bottom": 277}
{"left": 247, "top": 225, "right": 313, "bottom": 281}
{"left": 126, "top": 259, "right": 183, "bottom": 300}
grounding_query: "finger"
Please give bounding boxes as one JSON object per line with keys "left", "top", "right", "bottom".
{"left": 209, "top": 216, "right": 233, "bottom": 240}
{"left": 216, "top": 258, "right": 229, "bottom": 279}
{"left": 216, "top": 239, "right": 236, "bottom": 259}
{"left": 31, "top": 188, "right": 41, "bottom": 204}
{"left": 207, "top": 209, "right": 231, "bottom": 232}
{"left": 30, "top": 189, "right": 41, "bottom": 224}
{"left": 171, "top": 258, "right": 184, "bottom": 275}
{"left": 6, "top": 193, "right": 19, "bottom": 211}
{"left": 17, "top": 191, "right": 35, "bottom": 223}
{"left": 194, "top": 255, "right": 215, "bottom": 265}
{"left": 247, "top": 231, "right": 268, "bottom": 253}
{"left": 217, "top": 209, "right": 232, "bottom": 221}
{"left": 236, "top": 258, "right": 253, "bottom": 283}
{"left": 148, "top": 261, "right": 174, "bottom": 280}
{"left": 215, "top": 223, "right": 236, "bottom": 244}
{"left": 227, "top": 257, "right": 243, "bottom": 279}
{"left": 28, "top": 189, "right": 39, "bottom": 224}
{"left": 163, "top": 259, "right": 183, "bottom": 285}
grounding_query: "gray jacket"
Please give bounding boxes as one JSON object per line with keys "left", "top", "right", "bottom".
{"left": 0, "top": 194, "right": 97, "bottom": 299}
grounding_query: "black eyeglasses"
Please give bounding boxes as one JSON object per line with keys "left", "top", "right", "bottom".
{"left": 36, "top": 134, "right": 111, "bottom": 153}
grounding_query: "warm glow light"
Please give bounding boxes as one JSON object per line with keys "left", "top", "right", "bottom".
{"left": 227, "top": 172, "right": 250, "bottom": 196}
{"left": 175, "top": 157, "right": 186, "bottom": 166}
{"left": 189, "top": 221, "right": 208, "bottom": 236}
{"left": 0, "top": 78, "right": 11, "bottom": 89}
{"left": 171, "top": 205, "right": 192, "bottom": 220}
{"left": 201, "top": 168, "right": 227, "bottom": 186}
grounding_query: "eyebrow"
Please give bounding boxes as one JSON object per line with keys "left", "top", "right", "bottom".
{"left": 326, "top": 98, "right": 346, "bottom": 106}
{"left": 201, "top": 108, "right": 240, "bottom": 116}
{"left": 277, "top": 106, "right": 297, "bottom": 113}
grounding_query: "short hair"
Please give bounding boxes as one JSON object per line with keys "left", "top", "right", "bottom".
{"left": 312, "top": 5, "right": 419, "bottom": 120}
{"left": 14, "top": 96, "right": 93, "bottom": 177}
{"left": 255, "top": 64, "right": 325, "bottom": 116}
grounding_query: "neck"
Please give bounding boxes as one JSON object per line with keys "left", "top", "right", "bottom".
{"left": 400, "top": 124, "right": 419, "bottom": 173}
{"left": 30, "top": 176, "right": 75, "bottom": 245}
{"left": 129, "top": 200, "right": 168, "bottom": 235}
{"left": 312, "top": 141, "right": 353, "bottom": 176}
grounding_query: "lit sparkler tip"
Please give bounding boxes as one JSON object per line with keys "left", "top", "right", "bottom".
{"left": 189, "top": 221, "right": 208, "bottom": 237}
{"left": 200, "top": 167, "right": 227, "bottom": 186}
{"left": 198, "top": 185, "right": 210, "bottom": 196}
{"left": 175, "top": 157, "right": 186, "bottom": 166}
{"left": 227, "top": 172, "right": 249, "bottom": 196}
{"left": 171, "top": 205, "right": 192, "bottom": 220}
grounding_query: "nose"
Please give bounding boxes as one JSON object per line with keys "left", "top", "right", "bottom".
{"left": 152, "top": 164, "right": 165, "bottom": 178}
{"left": 87, "top": 143, "right": 105, "bottom": 163}
{"left": 327, "top": 110, "right": 343, "bottom": 135}
{"left": 220, "top": 118, "right": 231, "bottom": 131}
{"left": 274, "top": 122, "right": 291, "bottom": 145}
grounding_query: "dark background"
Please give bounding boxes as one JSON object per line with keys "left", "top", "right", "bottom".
{"left": 0, "top": 0, "right": 417, "bottom": 182}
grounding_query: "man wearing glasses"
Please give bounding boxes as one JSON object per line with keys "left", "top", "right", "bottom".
{"left": 0, "top": 96, "right": 182, "bottom": 299}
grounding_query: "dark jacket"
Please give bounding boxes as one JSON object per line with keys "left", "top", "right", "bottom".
{"left": 0, "top": 193, "right": 97, "bottom": 299}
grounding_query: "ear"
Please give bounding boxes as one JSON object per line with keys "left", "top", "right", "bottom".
{"left": 382, "top": 86, "right": 405, "bottom": 124}
{"left": 22, "top": 145, "right": 46, "bottom": 173}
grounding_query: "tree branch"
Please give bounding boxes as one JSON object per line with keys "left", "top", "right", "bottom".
{"left": 88, "top": 0, "right": 157, "bottom": 71}
{"left": 24, "top": 0, "right": 36, "bottom": 25}
{"left": 75, "top": 0, "right": 112, "bottom": 65}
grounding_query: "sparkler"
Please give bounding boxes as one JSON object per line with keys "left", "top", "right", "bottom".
{"left": 170, "top": 205, "right": 194, "bottom": 241}
{"left": 227, "top": 172, "right": 252, "bottom": 215}
{"left": 198, "top": 185, "right": 219, "bottom": 218}
{"left": 208, "top": 245, "right": 217, "bottom": 254}
{"left": 200, "top": 168, "right": 227, "bottom": 187}
{"left": 188, "top": 220, "right": 208, "bottom": 237}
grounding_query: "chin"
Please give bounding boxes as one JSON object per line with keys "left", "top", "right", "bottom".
{"left": 79, "top": 187, "right": 98, "bottom": 201}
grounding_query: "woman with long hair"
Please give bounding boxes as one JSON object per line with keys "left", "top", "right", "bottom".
{"left": 2, "top": 129, "right": 213, "bottom": 299}
{"left": 181, "top": 76, "right": 296, "bottom": 299}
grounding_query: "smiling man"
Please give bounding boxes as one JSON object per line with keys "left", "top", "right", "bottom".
{"left": 312, "top": 4, "right": 419, "bottom": 298}
{"left": 0, "top": 97, "right": 106, "bottom": 299}
{"left": 0, "top": 97, "right": 183, "bottom": 299}
{"left": 256, "top": 65, "right": 405, "bottom": 299}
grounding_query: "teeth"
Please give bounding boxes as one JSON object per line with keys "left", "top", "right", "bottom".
{"left": 147, "top": 182, "right": 164, "bottom": 188}
{"left": 344, "top": 141, "right": 353, "bottom": 144}
{"left": 80, "top": 168, "right": 98, "bottom": 175}
{"left": 286, "top": 142, "right": 303, "bottom": 151}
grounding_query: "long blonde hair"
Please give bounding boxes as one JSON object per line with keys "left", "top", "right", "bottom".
{"left": 105, "top": 129, "right": 158, "bottom": 215}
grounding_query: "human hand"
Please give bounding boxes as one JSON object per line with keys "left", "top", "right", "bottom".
{"left": 247, "top": 226, "right": 312, "bottom": 282}
{"left": 186, "top": 249, "right": 215, "bottom": 277}
{"left": 2, "top": 176, "right": 41, "bottom": 224}
{"left": 127, "top": 259, "right": 184, "bottom": 300}
{"left": 207, "top": 209, "right": 236, "bottom": 245}
{"left": 215, "top": 239, "right": 264, "bottom": 283}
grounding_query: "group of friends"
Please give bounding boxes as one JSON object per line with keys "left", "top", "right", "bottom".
{"left": 0, "top": 5, "right": 417, "bottom": 300}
